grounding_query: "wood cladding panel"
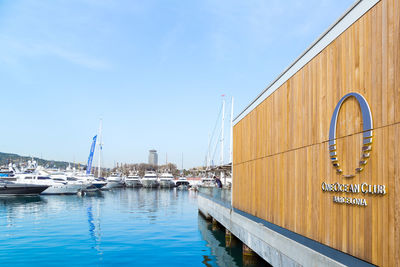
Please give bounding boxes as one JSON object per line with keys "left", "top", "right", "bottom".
{"left": 234, "top": 127, "right": 398, "bottom": 265}
{"left": 232, "top": 1, "right": 399, "bottom": 266}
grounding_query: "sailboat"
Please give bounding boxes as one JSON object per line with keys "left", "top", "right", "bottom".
{"left": 203, "top": 96, "right": 234, "bottom": 188}
{"left": 75, "top": 120, "right": 107, "bottom": 191}
{"left": 95, "top": 119, "right": 124, "bottom": 190}
{"left": 91, "top": 119, "right": 108, "bottom": 190}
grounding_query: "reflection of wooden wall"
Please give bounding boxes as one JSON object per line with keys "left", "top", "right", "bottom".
{"left": 232, "top": 1, "right": 399, "bottom": 266}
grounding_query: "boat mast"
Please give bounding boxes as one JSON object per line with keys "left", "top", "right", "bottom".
{"left": 206, "top": 132, "right": 211, "bottom": 170}
{"left": 220, "top": 95, "right": 225, "bottom": 180}
{"left": 97, "top": 119, "right": 103, "bottom": 177}
{"left": 220, "top": 95, "right": 225, "bottom": 166}
{"left": 229, "top": 97, "right": 234, "bottom": 164}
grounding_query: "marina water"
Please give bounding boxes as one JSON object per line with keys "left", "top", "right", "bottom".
{"left": 0, "top": 188, "right": 252, "bottom": 266}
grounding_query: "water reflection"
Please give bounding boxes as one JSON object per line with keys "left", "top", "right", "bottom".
{"left": 0, "top": 188, "right": 262, "bottom": 266}
{"left": 86, "top": 199, "right": 103, "bottom": 257}
{"left": 0, "top": 196, "right": 47, "bottom": 227}
{"left": 198, "top": 214, "right": 270, "bottom": 267}
{"left": 198, "top": 215, "right": 242, "bottom": 267}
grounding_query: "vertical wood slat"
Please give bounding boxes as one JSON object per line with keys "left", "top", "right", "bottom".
{"left": 232, "top": 1, "right": 399, "bottom": 266}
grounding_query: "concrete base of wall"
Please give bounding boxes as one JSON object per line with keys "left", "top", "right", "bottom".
{"left": 198, "top": 195, "right": 346, "bottom": 267}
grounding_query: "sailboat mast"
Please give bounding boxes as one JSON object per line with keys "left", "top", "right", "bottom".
{"left": 229, "top": 97, "right": 234, "bottom": 164}
{"left": 97, "top": 119, "right": 103, "bottom": 177}
{"left": 220, "top": 96, "right": 225, "bottom": 166}
{"left": 207, "top": 132, "right": 211, "bottom": 170}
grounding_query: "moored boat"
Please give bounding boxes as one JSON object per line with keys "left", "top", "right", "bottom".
{"left": 158, "top": 172, "right": 175, "bottom": 188}
{"left": 142, "top": 171, "right": 159, "bottom": 188}
{"left": 175, "top": 177, "right": 190, "bottom": 189}
{"left": 198, "top": 177, "right": 215, "bottom": 188}
{"left": 103, "top": 173, "right": 124, "bottom": 189}
{"left": 15, "top": 172, "right": 83, "bottom": 195}
{"left": 0, "top": 178, "right": 48, "bottom": 195}
{"left": 125, "top": 172, "right": 142, "bottom": 187}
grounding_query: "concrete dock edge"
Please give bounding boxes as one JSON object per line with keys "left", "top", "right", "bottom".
{"left": 198, "top": 195, "right": 347, "bottom": 267}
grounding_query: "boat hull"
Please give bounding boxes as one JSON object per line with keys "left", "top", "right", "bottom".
{"left": 92, "top": 182, "right": 107, "bottom": 189}
{"left": 83, "top": 182, "right": 106, "bottom": 192}
{"left": 125, "top": 180, "right": 142, "bottom": 187}
{"left": 41, "top": 184, "right": 83, "bottom": 195}
{"left": 102, "top": 181, "right": 124, "bottom": 189}
{"left": 0, "top": 184, "right": 48, "bottom": 195}
{"left": 159, "top": 180, "right": 175, "bottom": 188}
{"left": 141, "top": 179, "right": 159, "bottom": 188}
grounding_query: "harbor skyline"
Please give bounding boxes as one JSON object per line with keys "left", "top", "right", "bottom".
{"left": 0, "top": 0, "right": 353, "bottom": 168}
{"left": 0, "top": 0, "right": 397, "bottom": 266}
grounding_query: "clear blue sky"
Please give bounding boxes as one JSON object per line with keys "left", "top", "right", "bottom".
{"left": 0, "top": 0, "right": 353, "bottom": 168}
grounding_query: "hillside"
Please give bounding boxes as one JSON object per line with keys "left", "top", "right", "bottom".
{"left": 0, "top": 152, "right": 81, "bottom": 169}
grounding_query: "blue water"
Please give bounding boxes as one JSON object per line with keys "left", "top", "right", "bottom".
{"left": 0, "top": 188, "right": 251, "bottom": 267}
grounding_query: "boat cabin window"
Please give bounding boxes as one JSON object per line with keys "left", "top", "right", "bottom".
{"left": 38, "top": 176, "right": 51, "bottom": 180}
{"left": 24, "top": 176, "right": 33, "bottom": 179}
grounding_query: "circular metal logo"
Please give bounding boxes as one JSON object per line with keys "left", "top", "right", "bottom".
{"left": 328, "top": 92, "right": 373, "bottom": 178}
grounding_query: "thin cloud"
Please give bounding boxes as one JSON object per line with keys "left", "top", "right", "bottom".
{"left": 0, "top": 35, "right": 111, "bottom": 70}
{"left": 45, "top": 45, "right": 111, "bottom": 70}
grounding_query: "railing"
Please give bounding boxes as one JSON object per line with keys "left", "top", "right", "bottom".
{"left": 198, "top": 187, "right": 231, "bottom": 208}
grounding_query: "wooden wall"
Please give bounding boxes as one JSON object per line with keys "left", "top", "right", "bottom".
{"left": 232, "top": 0, "right": 400, "bottom": 266}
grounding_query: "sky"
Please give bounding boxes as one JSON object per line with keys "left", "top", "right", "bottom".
{"left": 0, "top": 0, "right": 354, "bottom": 168}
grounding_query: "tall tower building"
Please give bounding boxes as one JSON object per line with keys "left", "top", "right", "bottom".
{"left": 148, "top": 149, "right": 158, "bottom": 166}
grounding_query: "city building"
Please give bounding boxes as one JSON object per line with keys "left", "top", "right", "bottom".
{"left": 148, "top": 149, "right": 158, "bottom": 166}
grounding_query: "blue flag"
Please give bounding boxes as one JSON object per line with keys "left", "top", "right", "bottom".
{"left": 86, "top": 135, "right": 97, "bottom": 175}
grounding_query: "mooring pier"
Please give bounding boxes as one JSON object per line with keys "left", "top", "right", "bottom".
{"left": 198, "top": 188, "right": 375, "bottom": 266}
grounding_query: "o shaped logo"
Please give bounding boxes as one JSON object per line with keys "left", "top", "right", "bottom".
{"left": 328, "top": 92, "right": 373, "bottom": 178}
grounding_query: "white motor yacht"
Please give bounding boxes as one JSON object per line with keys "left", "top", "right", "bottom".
{"left": 175, "top": 177, "right": 190, "bottom": 189}
{"left": 0, "top": 178, "right": 48, "bottom": 195}
{"left": 199, "top": 177, "right": 215, "bottom": 188}
{"left": 15, "top": 172, "right": 83, "bottom": 195}
{"left": 158, "top": 172, "right": 175, "bottom": 188}
{"left": 103, "top": 173, "right": 124, "bottom": 189}
{"left": 50, "top": 172, "right": 88, "bottom": 192}
{"left": 0, "top": 163, "right": 16, "bottom": 181}
{"left": 72, "top": 172, "right": 107, "bottom": 191}
{"left": 142, "top": 171, "right": 159, "bottom": 188}
{"left": 125, "top": 172, "right": 142, "bottom": 187}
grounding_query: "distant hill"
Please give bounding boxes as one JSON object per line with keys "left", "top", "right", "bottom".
{"left": 0, "top": 152, "right": 83, "bottom": 169}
